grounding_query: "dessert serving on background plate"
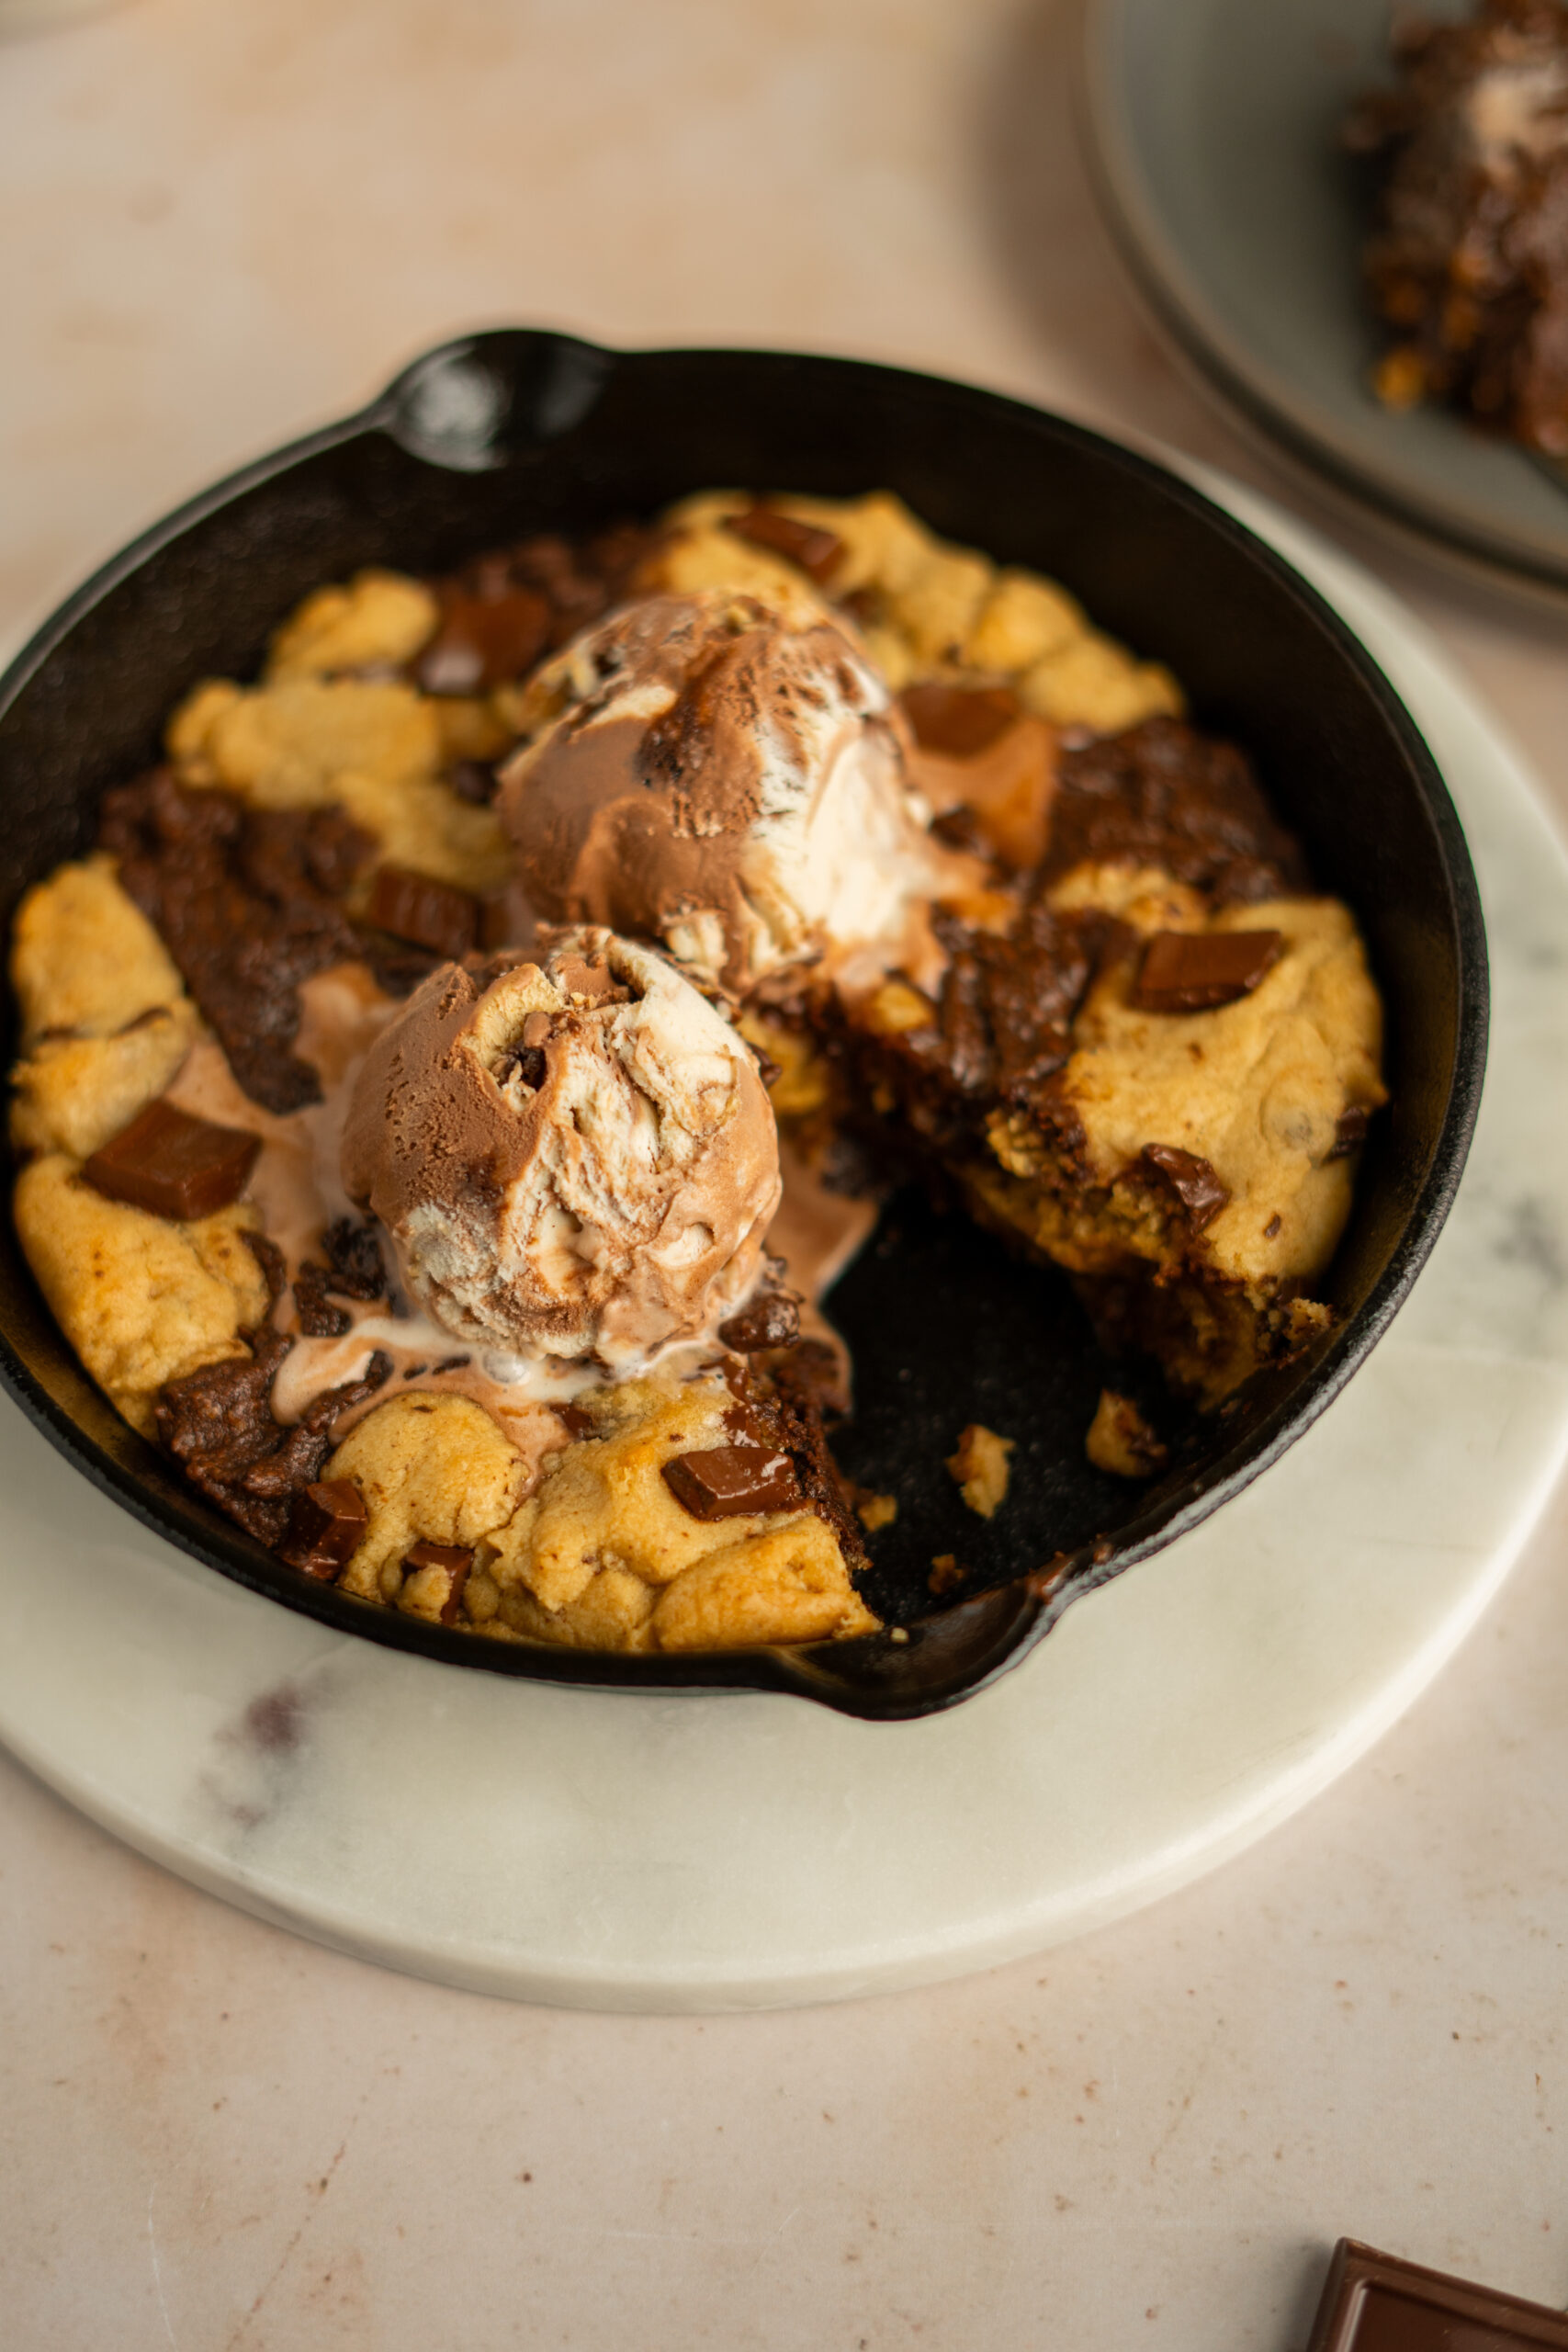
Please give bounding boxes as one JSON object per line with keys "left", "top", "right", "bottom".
{"left": 6, "top": 485, "right": 1386, "bottom": 1656}
{"left": 1346, "top": 0, "right": 1568, "bottom": 456}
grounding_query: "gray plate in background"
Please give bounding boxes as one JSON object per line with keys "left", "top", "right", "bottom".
{"left": 1078, "top": 0, "right": 1568, "bottom": 601}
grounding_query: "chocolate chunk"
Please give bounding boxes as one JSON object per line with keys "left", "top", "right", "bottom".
{"left": 365, "top": 865, "right": 479, "bottom": 962}
{"left": 83, "top": 1098, "right": 260, "bottom": 1221}
{"left": 555, "top": 1402, "right": 596, "bottom": 1438}
{"left": 431, "top": 1355, "right": 470, "bottom": 1375}
{"left": 1041, "top": 718, "right": 1310, "bottom": 904}
{"left": 280, "top": 1478, "right": 367, "bottom": 1579}
{"left": 98, "top": 770, "right": 373, "bottom": 1113}
{"left": 401, "top": 1540, "right": 473, "bottom": 1625}
{"left": 1132, "top": 928, "right": 1283, "bottom": 1012}
{"left": 661, "top": 1444, "right": 804, "bottom": 1521}
{"left": 1142, "top": 1143, "right": 1231, "bottom": 1230}
{"left": 321, "top": 1216, "right": 386, "bottom": 1301}
{"left": 900, "top": 683, "right": 1021, "bottom": 759}
{"left": 242, "top": 1230, "right": 288, "bottom": 1315}
{"left": 728, "top": 504, "right": 844, "bottom": 585}
{"left": 553, "top": 955, "right": 617, "bottom": 1002}
{"left": 414, "top": 582, "right": 551, "bottom": 695}
{"left": 157, "top": 1335, "right": 391, "bottom": 1546}
{"left": 292, "top": 1262, "right": 351, "bottom": 1340}
{"left": 447, "top": 758, "right": 500, "bottom": 806}
{"left": 1306, "top": 2236, "right": 1568, "bottom": 2351}
{"left": 717, "top": 1286, "right": 802, "bottom": 1352}
{"left": 1328, "top": 1104, "right": 1372, "bottom": 1158}
{"left": 1263, "top": 1213, "right": 1282, "bottom": 1239}
{"left": 496, "top": 1046, "right": 547, "bottom": 1091}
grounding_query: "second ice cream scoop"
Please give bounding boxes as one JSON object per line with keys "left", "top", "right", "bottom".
{"left": 341, "top": 930, "right": 780, "bottom": 1368}
{"left": 497, "top": 589, "right": 967, "bottom": 997}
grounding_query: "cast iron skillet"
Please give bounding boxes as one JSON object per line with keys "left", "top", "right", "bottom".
{"left": 0, "top": 333, "right": 1487, "bottom": 1720}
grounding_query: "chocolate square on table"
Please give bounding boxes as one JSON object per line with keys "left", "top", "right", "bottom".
{"left": 83, "top": 1098, "right": 261, "bottom": 1221}
{"left": 1307, "top": 2237, "right": 1568, "bottom": 2349}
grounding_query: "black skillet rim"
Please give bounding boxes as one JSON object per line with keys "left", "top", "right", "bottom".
{"left": 0, "top": 334, "right": 1489, "bottom": 1720}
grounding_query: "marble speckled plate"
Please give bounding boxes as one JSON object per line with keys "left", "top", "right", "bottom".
{"left": 0, "top": 473, "right": 1562, "bottom": 2010}
{"left": 1078, "top": 0, "right": 1568, "bottom": 602}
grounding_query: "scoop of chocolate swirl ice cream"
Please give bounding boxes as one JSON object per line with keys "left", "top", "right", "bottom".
{"left": 341, "top": 929, "right": 781, "bottom": 1368}
{"left": 497, "top": 590, "right": 968, "bottom": 998}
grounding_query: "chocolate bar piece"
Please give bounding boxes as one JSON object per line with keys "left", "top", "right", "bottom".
{"left": 414, "top": 578, "right": 552, "bottom": 695}
{"left": 1307, "top": 2237, "right": 1568, "bottom": 2349}
{"left": 83, "top": 1098, "right": 261, "bottom": 1221}
{"left": 717, "top": 1286, "right": 802, "bottom": 1353}
{"left": 901, "top": 682, "right": 1021, "bottom": 759}
{"left": 661, "top": 1444, "right": 804, "bottom": 1521}
{"left": 1142, "top": 1143, "right": 1230, "bottom": 1231}
{"left": 728, "top": 503, "right": 844, "bottom": 585}
{"left": 401, "top": 1539, "right": 474, "bottom": 1625}
{"left": 280, "top": 1478, "right": 368, "bottom": 1579}
{"left": 1133, "top": 928, "right": 1283, "bottom": 1012}
{"left": 365, "top": 865, "right": 479, "bottom": 963}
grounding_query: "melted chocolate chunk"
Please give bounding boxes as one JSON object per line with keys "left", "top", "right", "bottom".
{"left": 724, "top": 1359, "right": 868, "bottom": 1574}
{"left": 900, "top": 683, "right": 1021, "bottom": 758}
{"left": 156, "top": 1333, "right": 391, "bottom": 1545}
{"left": 99, "top": 770, "right": 372, "bottom": 1113}
{"left": 1132, "top": 928, "right": 1283, "bottom": 1012}
{"left": 321, "top": 1216, "right": 386, "bottom": 1301}
{"left": 1142, "top": 1143, "right": 1231, "bottom": 1232}
{"left": 292, "top": 1262, "right": 352, "bottom": 1340}
{"left": 728, "top": 503, "right": 845, "bottom": 585}
{"left": 293, "top": 1216, "right": 386, "bottom": 1339}
{"left": 930, "top": 902, "right": 1113, "bottom": 1111}
{"left": 1307, "top": 2236, "right": 1568, "bottom": 2351}
{"left": 417, "top": 525, "right": 654, "bottom": 681}
{"left": 662, "top": 1444, "right": 804, "bottom": 1521}
{"left": 364, "top": 865, "right": 479, "bottom": 961}
{"left": 495, "top": 1044, "right": 547, "bottom": 1091}
{"left": 1042, "top": 718, "right": 1309, "bottom": 904}
{"left": 83, "top": 1098, "right": 260, "bottom": 1221}
{"left": 414, "top": 581, "right": 551, "bottom": 695}
{"left": 1329, "top": 1104, "right": 1372, "bottom": 1158}
{"left": 448, "top": 758, "right": 500, "bottom": 806}
{"left": 280, "top": 1478, "right": 367, "bottom": 1579}
{"left": 401, "top": 1540, "right": 473, "bottom": 1624}
{"left": 717, "top": 1284, "right": 802, "bottom": 1353}
{"left": 555, "top": 1402, "right": 596, "bottom": 1439}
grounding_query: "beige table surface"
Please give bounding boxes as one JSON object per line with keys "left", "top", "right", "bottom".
{"left": 4, "top": 2, "right": 1568, "bottom": 2345}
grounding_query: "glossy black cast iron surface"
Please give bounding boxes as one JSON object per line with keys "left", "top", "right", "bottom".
{"left": 0, "top": 334, "right": 1488, "bottom": 1719}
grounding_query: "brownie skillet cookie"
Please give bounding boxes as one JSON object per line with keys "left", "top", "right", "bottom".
{"left": 7, "top": 486, "right": 1385, "bottom": 1656}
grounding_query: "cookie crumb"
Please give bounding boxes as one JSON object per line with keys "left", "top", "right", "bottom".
{"left": 856, "top": 1489, "right": 897, "bottom": 1532}
{"left": 1085, "top": 1389, "right": 1168, "bottom": 1480}
{"left": 946, "top": 1422, "right": 1014, "bottom": 1519}
{"left": 929, "top": 1553, "right": 966, "bottom": 1596}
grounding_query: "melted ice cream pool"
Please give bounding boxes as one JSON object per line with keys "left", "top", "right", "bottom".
{"left": 165, "top": 962, "right": 873, "bottom": 1453}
